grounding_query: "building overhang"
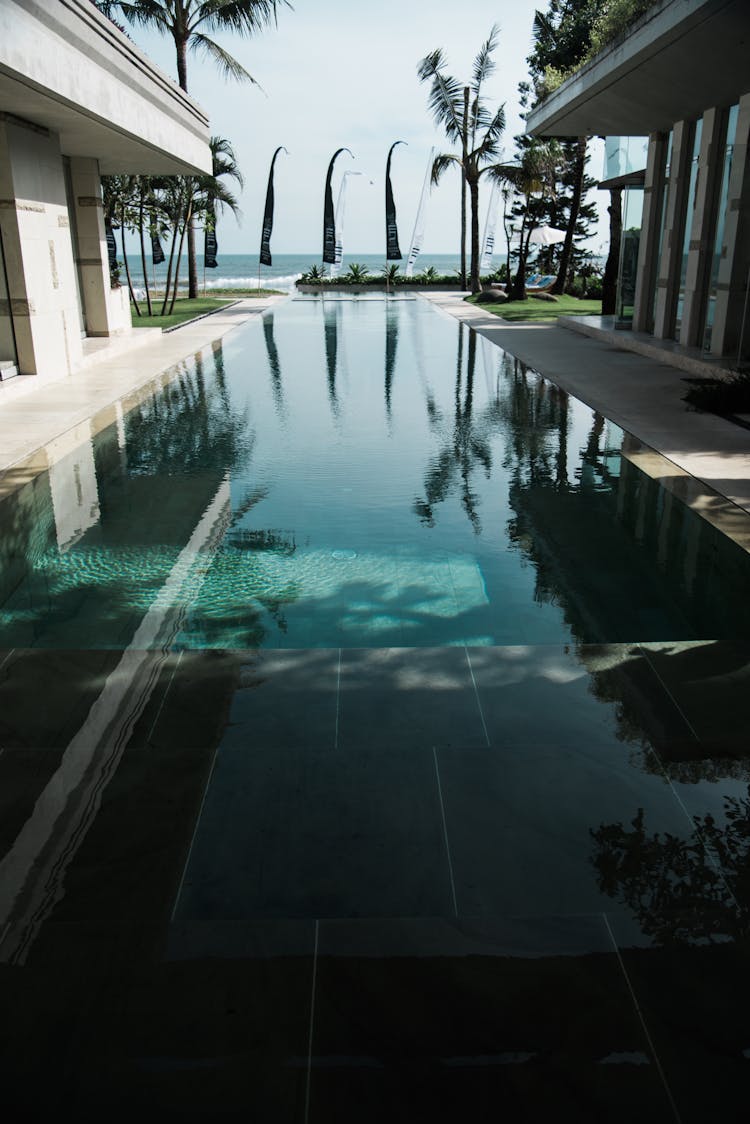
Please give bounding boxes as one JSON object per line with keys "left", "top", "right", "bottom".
{"left": 598, "top": 170, "right": 646, "bottom": 190}
{"left": 0, "top": 0, "right": 211, "bottom": 174}
{"left": 526, "top": 0, "right": 750, "bottom": 138}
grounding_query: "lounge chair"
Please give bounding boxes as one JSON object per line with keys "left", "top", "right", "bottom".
{"left": 526, "top": 274, "right": 556, "bottom": 293}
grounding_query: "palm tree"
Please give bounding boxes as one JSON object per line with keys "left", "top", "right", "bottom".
{"left": 164, "top": 135, "right": 244, "bottom": 313}
{"left": 417, "top": 26, "right": 507, "bottom": 294}
{"left": 493, "top": 140, "right": 560, "bottom": 300}
{"left": 198, "top": 135, "right": 244, "bottom": 289}
{"left": 97, "top": 1, "right": 290, "bottom": 297}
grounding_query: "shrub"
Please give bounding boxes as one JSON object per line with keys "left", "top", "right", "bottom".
{"left": 684, "top": 374, "right": 750, "bottom": 416}
{"left": 345, "top": 263, "right": 370, "bottom": 283}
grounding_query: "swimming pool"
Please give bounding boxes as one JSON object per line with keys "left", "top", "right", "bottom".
{"left": 1, "top": 295, "right": 749, "bottom": 650}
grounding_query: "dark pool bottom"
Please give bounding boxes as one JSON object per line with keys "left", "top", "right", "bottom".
{"left": 1, "top": 640, "right": 748, "bottom": 1120}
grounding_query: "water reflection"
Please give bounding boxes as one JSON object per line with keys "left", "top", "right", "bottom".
{"left": 384, "top": 301, "right": 398, "bottom": 423}
{"left": 591, "top": 791, "right": 750, "bottom": 943}
{"left": 262, "top": 313, "right": 285, "bottom": 418}
{"left": 414, "top": 322, "right": 497, "bottom": 534}
{"left": 323, "top": 299, "right": 341, "bottom": 419}
{"left": 0, "top": 343, "right": 259, "bottom": 648}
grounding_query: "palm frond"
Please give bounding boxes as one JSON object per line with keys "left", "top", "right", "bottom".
{"left": 481, "top": 162, "right": 523, "bottom": 189}
{"left": 431, "top": 153, "right": 461, "bottom": 187}
{"left": 210, "top": 134, "right": 244, "bottom": 187}
{"left": 111, "top": 0, "right": 171, "bottom": 33}
{"left": 417, "top": 49, "right": 464, "bottom": 143}
{"left": 476, "top": 104, "right": 506, "bottom": 160}
{"left": 532, "top": 10, "right": 555, "bottom": 47}
{"left": 190, "top": 31, "right": 262, "bottom": 85}
{"left": 191, "top": 0, "right": 292, "bottom": 36}
{"left": 471, "top": 23, "right": 499, "bottom": 96}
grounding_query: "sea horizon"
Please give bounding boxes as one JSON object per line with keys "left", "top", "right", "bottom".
{"left": 125, "top": 251, "right": 503, "bottom": 297}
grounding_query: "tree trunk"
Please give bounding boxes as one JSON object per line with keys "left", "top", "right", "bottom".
{"left": 160, "top": 216, "right": 181, "bottom": 316}
{"left": 550, "top": 136, "right": 587, "bottom": 295}
{"left": 120, "top": 205, "right": 140, "bottom": 316}
{"left": 187, "top": 218, "right": 199, "bottom": 299}
{"left": 175, "top": 34, "right": 188, "bottom": 92}
{"left": 469, "top": 174, "right": 481, "bottom": 294}
{"left": 602, "top": 187, "right": 622, "bottom": 315}
{"left": 169, "top": 202, "right": 192, "bottom": 315}
{"left": 460, "top": 85, "right": 469, "bottom": 290}
{"left": 509, "top": 212, "right": 529, "bottom": 300}
{"left": 138, "top": 194, "right": 152, "bottom": 316}
{"left": 173, "top": 34, "right": 199, "bottom": 299}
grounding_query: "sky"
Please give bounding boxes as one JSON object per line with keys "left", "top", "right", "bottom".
{"left": 124, "top": 0, "right": 607, "bottom": 257}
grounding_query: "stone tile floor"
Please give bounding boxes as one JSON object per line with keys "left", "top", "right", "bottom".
{"left": 1, "top": 641, "right": 748, "bottom": 1120}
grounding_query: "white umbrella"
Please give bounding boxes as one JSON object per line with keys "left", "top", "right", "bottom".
{"left": 526, "top": 224, "right": 566, "bottom": 246}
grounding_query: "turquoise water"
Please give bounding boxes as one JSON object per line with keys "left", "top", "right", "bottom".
{"left": 1, "top": 296, "right": 748, "bottom": 649}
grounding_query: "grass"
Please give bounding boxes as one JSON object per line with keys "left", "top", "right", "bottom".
{"left": 130, "top": 290, "right": 283, "bottom": 330}
{"left": 466, "top": 294, "right": 602, "bottom": 322}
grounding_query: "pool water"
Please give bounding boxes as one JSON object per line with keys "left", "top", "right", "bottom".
{"left": 3, "top": 296, "right": 750, "bottom": 1120}
{"left": 1, "top": 296, "right": 747, "bottom": 650}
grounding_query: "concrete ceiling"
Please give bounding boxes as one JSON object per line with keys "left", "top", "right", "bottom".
{"left": 527, "top": 0, "right": 750, "bottom": 137}
{"left": 0, "top": 70, "right": 205, "bottom": 175}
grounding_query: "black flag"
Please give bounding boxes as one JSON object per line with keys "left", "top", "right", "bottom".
{"left": 105, "top": 221, "right": 117, "bottom": 269}
{"left": 260, "top": 146, "right": 288, "bottom": 267}
{"left": 385, "top": 141, "right": 406, "bottom": 261}
{"left": 323, "top": 148, "right": 352, "bottom": 264}
{"left": 150, "top": 227, "right": 165, "bottom": 265}
{"left": 204, "top": 207, "right": 218, "bottom": 269}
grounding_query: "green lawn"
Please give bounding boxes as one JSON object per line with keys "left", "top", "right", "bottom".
{"left": 466, "top": 294, "right": 602, "bottom": 322}
{"left": 130, "top": 290, "right": 283, "bottom": 330}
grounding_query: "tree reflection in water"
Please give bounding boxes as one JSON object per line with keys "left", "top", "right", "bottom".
{"left": 124, "top": 341, "right": 253, "bottom": 477}
{"left": 414, "top": 323, "right": 496, "bottom": 534}
{"left": 591, "top": 792, "right": 750, "bottom": 943}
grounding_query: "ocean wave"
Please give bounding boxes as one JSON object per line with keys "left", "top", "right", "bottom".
{"left": 205, "top": 273, "right": 302, "bottom": 291}
{"left": 131, "top": 273, "right": 302, "bottom": 301}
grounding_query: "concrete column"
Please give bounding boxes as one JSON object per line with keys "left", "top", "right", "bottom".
{"left": 69, "top": 157, "right": 128, "bottom": 337}
{"left": 633, "top": 133, "right": 668, "bottom": 333}
{"left": 0, "top": 118, "right": 33, "bottom": 375}
{"left": 679, "top": 107, "right": 726, "bottom": 349}
{"left": 711, "top": 93, "right": 750, "bottom": 361}
{"left": 652, "top": 119, "right": 694, "bottom": 340}
{"left": 0, "top": 115, "right": 82, "bottom": 380}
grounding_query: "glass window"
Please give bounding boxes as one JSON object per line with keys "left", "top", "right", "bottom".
{"left": 674, "top": 119, "right": 703, "bottom": 337}
{"left": 702, "top": 104, "right": 739, "bottom": 351}
{"left": 617, "top": 187, "right": 644, "bottom": 326}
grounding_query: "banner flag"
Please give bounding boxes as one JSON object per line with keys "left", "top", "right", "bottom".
{"left": 385, "top": 141, "right": 406, "bottom": 261}
{"left": 330, "top": 171, "right": 363, "bottom": 277}
{"left": 260, "top": 146, "right": 288, "bottom": 267}
{"left": 405, "top": 147, "right": 435, "bottom": 277}
{"left": 323, "top": 148, "right": 353, "bottom": 264}
{"left": 150, "top": 227, "right": 165, "bottom": 265}
{"left": 204, "top": 231, "right": 218, "bottom": 269}
{"left": 480, "top": 179, "right": 501, "bottom": 273}
{"left": 105, "top": 221, "right": 117, "bottom": 269}
{"left": 204, "top": 206, "right": 218, "bottom": 269}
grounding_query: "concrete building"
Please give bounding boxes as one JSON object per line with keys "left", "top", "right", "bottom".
{"left": 527, "top": 0, "right": 750, "bottom": 367}
{"left": 0, "top": 0, "right": 211, "bottom": 387}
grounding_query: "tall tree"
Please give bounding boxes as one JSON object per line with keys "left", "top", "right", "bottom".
{"left": 97, "top": 1, "right": 290, "bottom": 297}
{"left": 524, "top": 1, "right": 600, "bottom": 295}
{"left": 418, "top": 26, "right": 507, "bottom": 294}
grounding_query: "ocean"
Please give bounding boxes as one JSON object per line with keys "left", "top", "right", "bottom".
{"left": 127, "top": 252, "right": 497, "bottom": 297}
